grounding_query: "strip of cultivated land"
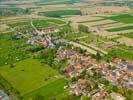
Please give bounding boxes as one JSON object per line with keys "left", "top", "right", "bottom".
{"left": 69, "top": 41, "right": 97, "bottom": 55}
{"left": 82, "top": 19, "right": 116, "bottom": 27}
{"left": 106, "top": 25, "right": 133, "bottom": 32}
{"left": 39, "top": 10, "right": 82, "bottom": 17}
{"left": 104, "top": 23, "right": 133, "bottom": 30}
{"left": 99, "top": 23, "right": 124, "bottom": 28}
{"left": 65, "top": 15, "right": 103, "bottom": 23}
{"left": 120, "top": 32, "right": 133, "bottom": 39}
{"left": 92, "top": 22, "right": 118, "bottom": 27}
{"left": 103, "top": 14, "right": 133, "bottom": 24}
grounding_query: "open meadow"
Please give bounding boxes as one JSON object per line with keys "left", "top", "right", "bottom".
{"left": 0, "top": 32, "right": 30, "bottom": 67}
{"left": 0, "top": 58, "right": 67, "bottom": 99}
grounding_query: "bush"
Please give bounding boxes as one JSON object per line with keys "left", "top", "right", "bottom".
{"left": 10, "top": 64, "right": 15, "bottom": 68}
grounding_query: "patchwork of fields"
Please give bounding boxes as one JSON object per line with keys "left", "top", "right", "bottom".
{"left": 68, "top": 14, "right": 133, "bottom": 37}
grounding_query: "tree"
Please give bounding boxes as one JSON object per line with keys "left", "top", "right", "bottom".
{"left": 78, "top": 24, "right": 89, "bottom": 33}
{"left": 95, "top": 52, "right": 101, "bottom": 61}
{"left": 10, "top": 64, "right": 15, "bottom": 68}
{"left": 39, "top": 48, "right": 57, "bottom": 66}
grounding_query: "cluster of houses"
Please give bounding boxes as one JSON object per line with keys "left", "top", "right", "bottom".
{"left": 14, "top": 26, "right": 60, "bottom": 49}
{"left": 27, "top": 27, "right": 60, "bottom": 48}
{"left": 55, "top": 47, "right": 133, "bottom": 99}
{"left": 110, "top": 59, "right": 133, "bottom": 90}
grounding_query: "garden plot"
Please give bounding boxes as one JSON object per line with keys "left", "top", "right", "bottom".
{"left": 116, "top": 37, "right": 133, "bottom": 46}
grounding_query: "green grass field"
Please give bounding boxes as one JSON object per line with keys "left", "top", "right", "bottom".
{"left": 39, "top": 10, "right": 82, "bottom": 17}
{"left": 0, "top": 32, "right": 29, "bottom": 67}
{"left": 35, "top": 0, "right": 78, "bottom": 6}
{"left": 107, "top": 47, "right": 133, "bottom": 60}
{"left": 107, "top": 25, "right": 133, "bottom": 32}
{"left": 105, "top": 14, "right": 133, "bottom": 24}
{"left": 23, "top": 78, "right": 67, "bottom": 100}
{"left": 0, "top": 58, "right": 59, "bottom": 95}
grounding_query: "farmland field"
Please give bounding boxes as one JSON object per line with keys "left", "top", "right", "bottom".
{"left": 107, "top": 47, "right": 133, "bottom": 60}
{"left": 105, "top": 14, "right": 133, "bottom": 24}
{"left": 78, "top": 19, "right": 104, "bottom": 23}
{"left": 0, "top": 58, "right": 59, "bottom": 96}
{"left": 39, "top": 10, "right": 82, "bottom": 17}
{"left": 23, "top": 78, "right": 67, "bottom": 100}
{"left": 36, "top": 0, "right": 76, "bottom": 5}
{"left": 106, "top": 25, "right": 133, "bottom": 32}
{"left": 116, "top": 37, "right": 133, "bottom": 46}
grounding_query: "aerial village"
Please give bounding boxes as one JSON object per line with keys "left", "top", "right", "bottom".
{"left": 11, "top": 22, "right": 133, "bottom": 100}
{"left": 0, "top": 0, "right": 133, "bottom": 100}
